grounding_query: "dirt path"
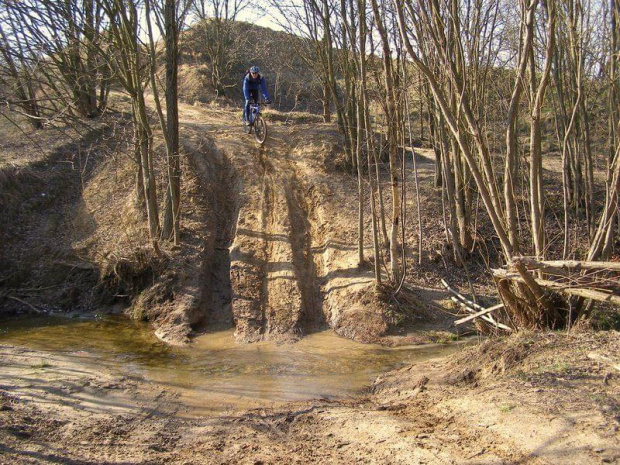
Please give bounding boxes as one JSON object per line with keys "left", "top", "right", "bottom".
{"left": 223, "top": 121, "right": 336, "bottom": 343}
{"left": 178, "top": 105, "right": 399, "bottom": 344}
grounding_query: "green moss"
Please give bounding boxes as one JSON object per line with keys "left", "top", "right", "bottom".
{"left": 426, "top": 331, "right": 459, "bottom": 344}
{"left": 498, "top": 403, "right": 516, "bottom": 412}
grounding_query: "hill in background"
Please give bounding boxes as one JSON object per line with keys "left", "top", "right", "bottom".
{"left": 178, "top": 20, "right": 325, "bottom": 114}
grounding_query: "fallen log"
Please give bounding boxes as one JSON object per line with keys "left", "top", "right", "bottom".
{"left": 493, "top": 269, "right": 620, "bottom": 306}
{"left": 512, "top": 257, "right": 620, "bottom": 290}
{"left": 454, "top": 303, "right": 505, "bottom": 326}
{"left": 516, "top": 257, "right": 620, "bottom": 272}
{"left": 442, "top": 279, "right": 512, "bottom": 331}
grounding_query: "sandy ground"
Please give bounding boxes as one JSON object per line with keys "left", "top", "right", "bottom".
{"left": 1, "top": 330, "right": 618, "bottom": 464}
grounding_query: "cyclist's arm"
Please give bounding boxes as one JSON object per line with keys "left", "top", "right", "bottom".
{"left": 243, "top": 76, "right": 251, "bottom": 100}
{"left": 260, "top": 77, "right": 270, "bottom": 101}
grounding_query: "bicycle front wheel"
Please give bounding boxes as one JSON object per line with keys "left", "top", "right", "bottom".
{"left": 254, "top": 116, "right": 267, "bottom": 144}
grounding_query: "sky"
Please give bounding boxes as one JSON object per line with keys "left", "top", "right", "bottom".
{"left": 237, "top": 6, "right": 287, "bottom": 32}
{"left": 140, "top": 1, "right": 289, "bottom": 42}
{"left": 188, "top": 0, "right": 294, "bottom": 34}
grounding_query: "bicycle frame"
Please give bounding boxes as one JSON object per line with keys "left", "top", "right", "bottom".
{"left": 246, "top": 101, "right": 268, "bottom": 144}
{"left": 248, "top": 103, "right": 261, "bottom": 125}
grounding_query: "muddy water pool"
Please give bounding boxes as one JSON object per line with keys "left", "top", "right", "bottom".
{"left": 0, "top": 316, "right": 472, "bottom": 415}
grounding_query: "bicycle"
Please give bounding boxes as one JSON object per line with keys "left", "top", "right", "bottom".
{"left": 245, "top": 101, "right": 269, "bottom": 144}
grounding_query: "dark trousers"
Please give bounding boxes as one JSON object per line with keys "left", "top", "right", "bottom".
{"left": 244, "top": 89, "right": 259, "bottom": 121}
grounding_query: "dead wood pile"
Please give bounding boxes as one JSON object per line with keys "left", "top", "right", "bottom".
{"left": 493, "top": 257, "right": 620, "bottom": 330}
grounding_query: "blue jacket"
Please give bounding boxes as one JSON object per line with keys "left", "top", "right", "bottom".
{"left": 243, "top": 73, "right": 270, "bottom": 100}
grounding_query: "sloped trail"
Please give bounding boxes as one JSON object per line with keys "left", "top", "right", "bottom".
{"left": 180, "top": 105, "right": 409, "bottom": 344}
{"left": 225, "top": 120, "right": 329, "bottom": 342}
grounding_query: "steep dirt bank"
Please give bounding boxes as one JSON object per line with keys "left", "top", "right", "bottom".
{"left": 0, "top": 119, "right": 122, "bottom": 315}
{"left": 0, "top": 109, "right": 233, "bottom": 345}
{"left": 1, "top": 330, "right": 617, "bottom": 463}
{"left": 179, "top": 103, "right": 455, "bottom": 345}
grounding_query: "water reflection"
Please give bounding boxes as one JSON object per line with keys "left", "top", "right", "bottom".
{"left": 0, "top": 315, "right": 471, "bottom": 415}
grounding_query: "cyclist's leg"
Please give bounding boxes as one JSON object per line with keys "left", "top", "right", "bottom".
{"left": 244, "top": 99, "right": 250, "bottom": 122}
{"left": 246, "top": 90, "right": 259, "bottom": 125}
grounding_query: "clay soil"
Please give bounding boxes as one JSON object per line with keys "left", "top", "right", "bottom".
{"left": 1, "top": 103, "right": 619, "bottom": 463}
{"left": 172, "top": 102, "right": 463, "bottom": 345}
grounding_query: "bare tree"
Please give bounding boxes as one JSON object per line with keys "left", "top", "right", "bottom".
{"left": 0, "top": 15, "right": 43, "bottom": 129}
{"left": 144, "top": 0, "right": 191, "bottom": 244}
{"left": 0, "top": 0, "right": 110, "bottom": 120}
{"left": 528, "top": 0, "right": 556, "bottom": 259}
{"left": 370, "top": 0, "right": 402, "bottom": 280}
{"left": 101, "top": 0, "right": 161, "bottom": 251}
{"left": 191, "top": 0, "right": 250, "bottom": 96}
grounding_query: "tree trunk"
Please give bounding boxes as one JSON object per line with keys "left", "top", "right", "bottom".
{"left": 506, "top": 1, "right": 535, "bottom": 254}
{"left": 161, "top": 0, "right": 182, "bottom": 245}
{"left": 370, "top": 0, "right": 401, "bottom": 280}
{"left": 528, "top": 0, "right": 555, "bottom": 259}
{"left": 322, "top": 79, "right": 331, "bottom": 123}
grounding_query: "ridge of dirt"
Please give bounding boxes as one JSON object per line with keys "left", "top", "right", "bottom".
{"left": 0, "top": 108, "right": 231, "bottom": 346}
{"left": 285, "top": 130, "right": 389, "bottom": 342}
{"left": 277, "top": 123, "right": 455, "bottom": 344}
{"left": 1, "top": 99, "right": 474, "bottom": 346}
{"left": 187, "top": 137, "right": 239, "bottom": 329}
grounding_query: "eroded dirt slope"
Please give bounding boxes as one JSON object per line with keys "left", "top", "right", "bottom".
{"left": 179, "top": 104, "right": 416, "bottom": 344}
{"left": 0, "top": 99, "right": 454, "bottom": 351}
{"left": 0, "top": 120, "right": 120, "bottom": 315}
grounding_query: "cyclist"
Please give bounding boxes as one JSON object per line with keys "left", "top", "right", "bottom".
{"left": 243, "top": 65, "right": 271, "bottom": 125}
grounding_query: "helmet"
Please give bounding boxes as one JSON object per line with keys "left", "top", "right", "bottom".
{"left": 250, "top": 65, "right": 259, "bottom": 74}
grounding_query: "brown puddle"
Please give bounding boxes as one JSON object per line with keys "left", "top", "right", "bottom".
{"left": 0, "top": 315, "right": 473, "bottom": 416}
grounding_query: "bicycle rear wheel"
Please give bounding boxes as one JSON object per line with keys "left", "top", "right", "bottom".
{"left": 254, "top": 116, "right": 267, "bottom": 144}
